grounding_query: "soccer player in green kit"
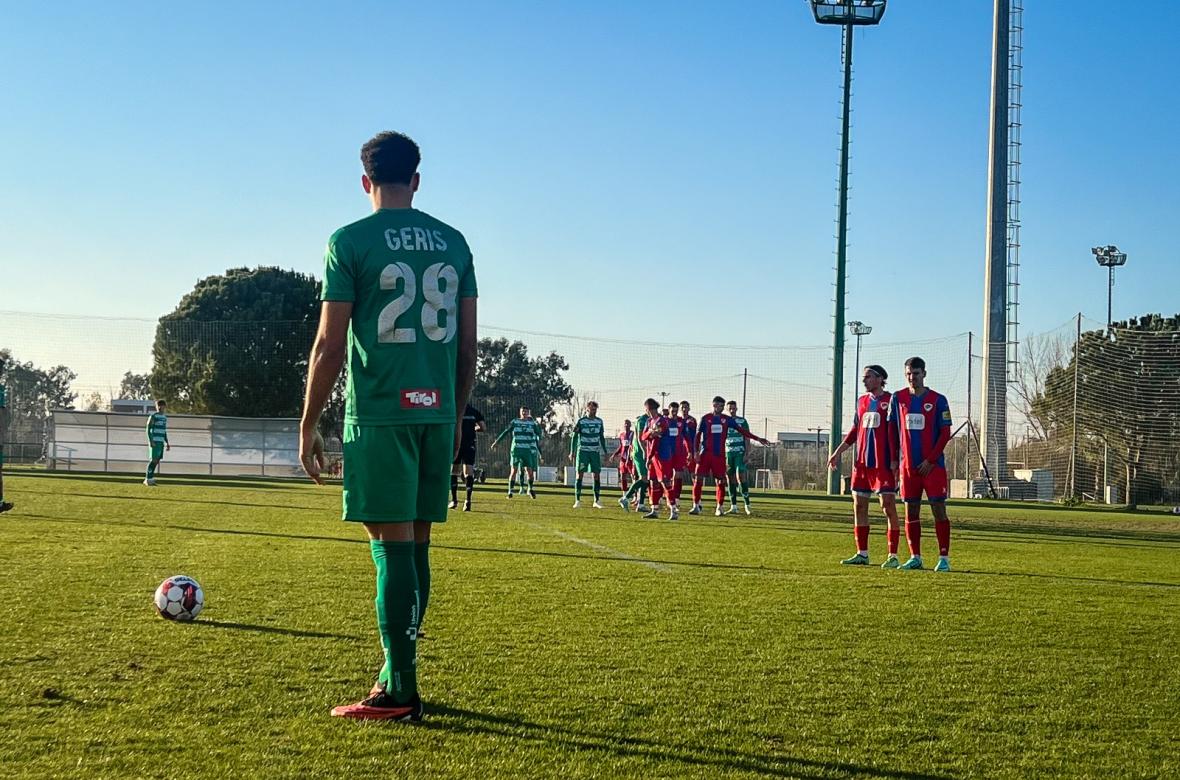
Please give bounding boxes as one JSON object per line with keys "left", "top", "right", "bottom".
{"left": 569, "top": 400, "right": 607, "bottom": 509}
{"left": 299, "top": 131, "right": 478, "bottom": 721}
{"left": 724, "top": 400, "right": 753, "bottom": 515}
{"left": 617, "top": 399, "right": 655, "bottom": 512}
{"left": 0, "top": 357, "right": 13, "bottom": 513}
{"left": 492, "top": 407, "right": 542, "bottom": 498}
{"left": 143, "top": 400, "right": 170, "bottom": 486}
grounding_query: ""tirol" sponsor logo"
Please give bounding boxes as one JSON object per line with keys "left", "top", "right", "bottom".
{"left": 401, "top": 389, "right": 440, "bottom": 409}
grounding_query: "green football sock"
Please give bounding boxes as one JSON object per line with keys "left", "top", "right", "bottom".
{"left": 729, "top": 479, "right": 739, "bottom": 505}
{"left": 638, "top": 484, "right": 648, "bottom": 506}
{"left": 370, "top": 540, "right": 419, "bottom": 703}
{"left": 415, "top": 540, "right": 431, "bottom": 627}
{"left": 508, "top": 472, "right": 517, "bottom": 493}
{"left": 593, "top": 478, "right": 601, "bottom": 501}
{"left": 527, "top": 474, "right": 534, "bottom": 491}
{"left": 575, "top": 475, "right": 583, "bottom": 500}
{"left": 742, "top": 482, "right": 750, "bottom": 502}
{"left": 146, "top": 460, "right": 156, "bottom": 479}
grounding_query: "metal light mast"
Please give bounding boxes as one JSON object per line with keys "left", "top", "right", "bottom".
{"left": 809, "top": 0, "right": 887, "bottom": 495}
{"left": 980, "top": 0, "right": 1012, "bottom": 484}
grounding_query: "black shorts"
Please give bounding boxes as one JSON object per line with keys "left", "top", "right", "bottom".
{"left": 453, "top": 445, "right": 476, "bottom": 466}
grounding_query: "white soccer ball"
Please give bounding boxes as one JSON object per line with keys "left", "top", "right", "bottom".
{"left": 1171, "top": 506, "right": 1180, "bottom": 516}
{"left": 153, "top": 575, "right": 205, "bottom": 621}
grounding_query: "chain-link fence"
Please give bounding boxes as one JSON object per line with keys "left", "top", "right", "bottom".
{"left": 2, "top": 309, "right": 1176, "bottom": 504}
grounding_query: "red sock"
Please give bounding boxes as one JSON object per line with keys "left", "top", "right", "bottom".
{"left": 887, "top": 527, "right": 900, "bottom": 555}
{"left": 715, "top": 483, "right": 726, "bottom": 506}
{"left": 854, "top": 524, "right": 870, "bottom": 553}
{"left": 905, "top": 520, "right": 922, "bottom": 556}
{"left": 672, "top": 476, "right": 683, "bottom": 503}
{"left": 692, "top": 478, "right": 704, "bottom": 504}
{"left": 650, "top": 481, "right": 664, "bottom": 506}
{"left": 935, "top": 518, "right": 950, "bottom": 557}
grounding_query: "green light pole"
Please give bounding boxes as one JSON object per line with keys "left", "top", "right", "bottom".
{"left": 810, "top": 0, "right": 887, "bottom": 494}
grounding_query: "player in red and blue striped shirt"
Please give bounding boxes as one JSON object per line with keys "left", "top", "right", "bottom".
{"left": 691, "top": 395, "right": 770, "bottom": 516}
{"left": 888, "top": 356, "right": 954, "bottom": 572}
{"left": 827, "top": 365, "right": 902, "bottom": 567}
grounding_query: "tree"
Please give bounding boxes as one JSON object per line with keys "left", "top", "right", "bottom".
{"left": 0, "top": 349, "right": 78, "bottom": 448}
{"left": 473, "top": 338, "right": 574, "bottom": 469}
{"left": 150, "top": 267, "right": 320, "bottom": 417}
{"left": 82, "top": 391, "right": 105, "bottom": 412}
{"left": 118, "top": 372, "right": 153, "bottom": 400}
{"left": 1034, "top": 314, "right": 1180, "bottom": 507}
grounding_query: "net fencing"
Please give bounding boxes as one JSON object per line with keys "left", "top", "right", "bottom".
{"left": 1, "top": 309, "right": 1176, "bottom": 503}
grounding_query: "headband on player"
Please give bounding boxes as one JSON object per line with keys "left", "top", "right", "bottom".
{"left": 864, "top": 365, "right": 888, "bottom": 380}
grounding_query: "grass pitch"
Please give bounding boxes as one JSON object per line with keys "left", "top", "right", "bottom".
{"left": 0, "top": 469, "right": 1176, "bottom": 779}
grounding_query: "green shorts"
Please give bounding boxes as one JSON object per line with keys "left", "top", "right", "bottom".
{"left": 511, "top": 447, "right": 538, "bottom": 470}
{"left": 149, "top": 442, "right": 165, "bottom": 460}
{"left": 576, "top": 451, "right": 602, "bottom": 474}
{"left": 631, "top": 452, "right": 648, "bottom": 480}
{"left": 726, "top": 451, "right": 747, "bottom": 473}
{"left": 343, "top": 423, "right": 454, "bottom": 523}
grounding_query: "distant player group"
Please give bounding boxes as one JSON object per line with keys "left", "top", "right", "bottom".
{"left": 486, "top": 396, "right": 771, "bottom": 520}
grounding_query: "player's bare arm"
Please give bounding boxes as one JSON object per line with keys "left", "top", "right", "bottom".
{"left": 454, "top": 297, "right": 478, "bottom": 457}
{"left": 299, "top": 300, "right": 351, "bottom": 484}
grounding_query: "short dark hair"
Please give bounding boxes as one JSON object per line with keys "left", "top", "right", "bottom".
{"left": 905, "top": 357, "right": 926, "bottom": 371}
{"left": 644, "top": 398, "right": 659, "bottom": 410}
{"left": 361, "top": 132, "right": 421, "bottom": 186}
{"left": 712, "top": 395, "right": 725, "bottom": 404}
{"left": 865, "top": 364, "right": 888, "bottom": 381}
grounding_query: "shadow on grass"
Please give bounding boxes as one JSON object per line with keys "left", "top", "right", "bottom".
{"left": 191, "top": 619, "right": 361, "bottom": 641}
{"left": 17, "top": 487, "right": 328, "bottom": 513}
{"left": 953, "top": 569, "right": 1180, "bottom": 590}
{"left": 13, "top": 470, "right": 307, "bottom": 491}
{"left": 434, "top": 543, "right": 782, "bottom": 572}
{"left": 422, "top": 703, "right": 952, "bottom": 780}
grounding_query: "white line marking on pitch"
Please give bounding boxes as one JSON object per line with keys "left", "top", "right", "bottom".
{"left": 520, "top": 521, "right": 671, "bottom": 572}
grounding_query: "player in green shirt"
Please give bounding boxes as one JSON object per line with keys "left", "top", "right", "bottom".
{"left": 617, "top": 399, "right": 655, "bottom": 512}
{"left": 0, "top": 357, "right": 12, "bottom": 513}
{"left": 492, "top": 407, "right": 543, "bottom": 498}
{"left": 143, "top": 400, "right": 170, "bottom": 486}
{"left": 299, "top": 131, "right": 478, "bottom": 722}
{"left": 725, "top": 400, "right": 753, "bottom": 515}
{"left": 569, "top": 400, "right": 607, "bottom": 509}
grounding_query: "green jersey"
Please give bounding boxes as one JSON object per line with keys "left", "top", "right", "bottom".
{"left": 494, "top": 418, "right": 543, "bottom": 451}
{"left": 321, "top": 208, "right": 478, "bottom": 426}
{"left": 570, "top": 416, "right": 606, "bottom": 455}
{"left": 726, "top": 416, "right": 750, "bottom": 454}
{"left": 632, "top": 414, "right": 650, "bottom": 459}
{"left": 147, "top": 412, "right": 169, "bottom": 444}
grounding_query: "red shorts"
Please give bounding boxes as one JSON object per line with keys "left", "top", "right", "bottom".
{"left": 900, "top": 464, "right": 948, "bottom": 503}
{"left": 648, "top": 456, "right": 674, "bottom": 483}
{"left": 618, "top": 458, "right": 635, "bottom": 476}
{"left": 850, "top": 465, "right": 896, "bottom": 496}
{"left": 694, "top": 452, "right": 727, "bottom": 480}
{"left": 671, "top": 452, "right": 691, "bottom": 471}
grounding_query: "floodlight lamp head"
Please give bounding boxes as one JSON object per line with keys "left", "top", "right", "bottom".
{"left": 810, "top": 0, "right": 887, "bottom": 26}
{"left": 848, "top": 321, "right": 872, "bottom": 336}
{"left": 1093, "top": 244, "right": 1127, "bottom": 267}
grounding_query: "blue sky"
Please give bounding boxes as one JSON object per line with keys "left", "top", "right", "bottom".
{"left": 3, "top": 0, "right": 1177, "bottom": 355}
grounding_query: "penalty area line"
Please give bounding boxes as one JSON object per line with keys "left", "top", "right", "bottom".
{"left": 517, "top": 521, "right": 672, "bottom": 573}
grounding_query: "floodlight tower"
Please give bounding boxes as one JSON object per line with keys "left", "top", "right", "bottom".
{"left": 809, "top": 0, "right": 887, "bottom": 495}
{"left": 1091, "top": 245, "right": 1128, "bottom": 331}
{"left": 848, "top": 320, "right": 872, "bottom": 413}
{"left": 980, "top": 0, "right": 1017, "bottom": 485}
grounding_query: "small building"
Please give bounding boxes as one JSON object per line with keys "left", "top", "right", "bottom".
{"left": 111, "top": 399, "right": 156, "bottom": 415}
{"left": 777, "top": 431, "right": 829, "bottom": 450}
